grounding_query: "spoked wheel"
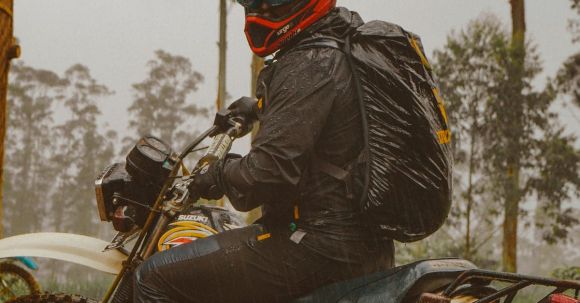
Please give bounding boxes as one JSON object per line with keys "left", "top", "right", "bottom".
{"left": 6, "top": 293, "right": 98, "bottom": 303}
{"left": 0, "top": 263, "right": 41, "bottom": 302}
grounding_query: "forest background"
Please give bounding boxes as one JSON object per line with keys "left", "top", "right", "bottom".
{"left": 1, "top": 0, "right": 579, "bottom": 299}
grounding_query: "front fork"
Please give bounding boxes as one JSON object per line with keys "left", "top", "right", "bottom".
{"left": 107, "top": 196, "right": 188, "bottom": 303}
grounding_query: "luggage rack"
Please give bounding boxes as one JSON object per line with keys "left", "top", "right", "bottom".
{"left": 440, "top": 269, "right": 580, "bottom": 303}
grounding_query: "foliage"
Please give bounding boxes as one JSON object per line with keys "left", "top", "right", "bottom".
{"left": 569, "top": 0, "right": 580, "bottom": 43}
{"left": 125, "top": 50, "right": 207, "bottom": 151}
{"left": 4, "top": 62, "right": 117, "bottom": 284}
{"left": 4, "top": 62, "right": 65, "bottom": 235}
{"left": 556, "top": 54, "right": 580, "bottom": 107}
{"left": 50, "top": 64, "right": 116, "bottom": 236}
{"left": 432, "top": 16, "right": 506, "bottom": 264}
{"left": 557, "top": 0, "right": 580, "bottom": 107}
{"left": 552, "top": 266, "right": 580, "bottom": 280}
{"left": 431, "top": 14, "right": 579, "bottom": 268}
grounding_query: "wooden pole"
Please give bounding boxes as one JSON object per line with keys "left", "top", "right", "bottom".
{"left": 215, "top": 0, "right": 228, "bottom": 207}
{"left": 246, "top": 54, "right": 264, "bottom": 223}
{"left": 502, "top": 0, "right": 526, "bottom": 273}
{"left": 217, "top": 0, "right": 227, "bottom": 112}
{"left": 0, "top": 0, "right": 19, "bottom": 239}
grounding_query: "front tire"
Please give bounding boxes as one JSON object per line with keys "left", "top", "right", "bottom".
{"left": 0, "top": 263, "right": 41, "bottom": 302}
{"left": 6, "top": 293, "right": 98, "bottom": 303}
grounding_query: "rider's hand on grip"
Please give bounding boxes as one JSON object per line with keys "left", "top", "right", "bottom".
{"left": 228, "top": 97, "right": 259, "bottom": 122}
{"left": 188, "top": 163, "right": 224, "bottom": 201}
{"left": 188, "top": 154, "right": 242, "bottom": 201}
{"left": 227, "top": 97, "right": 259, "bottom": 137}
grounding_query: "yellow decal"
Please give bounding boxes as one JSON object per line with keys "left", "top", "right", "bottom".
{"left": 257, "top": 98, "right": 263, "bottom": 110}
{"left": 437, "top": 130, "right": 452, "bottom": 145}
{"left": 157, "top": 221, "right": 218, "bottom": 252}
{"left": 257, "top": 233, "right": 271, "bottom": 241}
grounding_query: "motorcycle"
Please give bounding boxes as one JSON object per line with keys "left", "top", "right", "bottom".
{"left": 0, "top": 257, "right": 40, "bottom": 302}
{"left": 1, "top": 109, "right": 578, "bottom": 303}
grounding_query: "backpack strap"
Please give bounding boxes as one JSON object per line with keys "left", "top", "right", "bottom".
{"left": 311, "top": 153, "right": 356, "bottom": 200}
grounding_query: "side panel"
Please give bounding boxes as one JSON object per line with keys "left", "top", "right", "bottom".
{"left": 0, "top": 232, "right": 127, "bottom": 274}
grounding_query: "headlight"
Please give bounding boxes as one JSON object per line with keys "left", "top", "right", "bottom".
{"left": 95, "top": 163, "right": 130, "bottom": 222}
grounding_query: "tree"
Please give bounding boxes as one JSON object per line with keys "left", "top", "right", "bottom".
{"left": 217, "top": 0, "right": 228, "bottom": 112}
{"left": 556, "top": 0, "right": 580, "bottom": 107}
{"left": 499, "top": 0, "right": 527, "bottom": 273}
{"left": 51, "top": 64, "right": 116, "bottom": 236}
{"left": 433, "top": 14, "right": 580, "bottom": 272}
{"left": 433, "top": 16, "right": 508, "bottom": 263}
{"left": 4, "top": 62, "right": 65, "bottom": 235}
{"left": 569, "top": 0, "right": 580, "bottom": 43}
{"left": 126, "top": 50, "right": 207, "bottom": 150}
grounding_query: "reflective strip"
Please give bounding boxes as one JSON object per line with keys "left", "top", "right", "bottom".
{"left": 432, "top": 87, "right": 449, "bottom": 126}
{"left": 257, "top": 98, "right": 263, "bottom": 109}
{"left": 409, "top": 36, "right": 431, "bottom": 70}
{"left": 257, "top": 233, "right": 271, "bottom": 241}
{"left": 0, "top": 2, "right": 12, "bottom": 17}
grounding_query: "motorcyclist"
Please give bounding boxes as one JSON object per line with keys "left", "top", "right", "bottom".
{"left": 134, "top": 1, "right": 394, "bottom": 302}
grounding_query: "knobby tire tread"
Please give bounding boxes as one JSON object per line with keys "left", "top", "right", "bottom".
{"left": 7, "top": 293, "right": 98, "bottom": 303}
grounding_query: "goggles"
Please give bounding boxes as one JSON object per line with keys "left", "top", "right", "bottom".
{"left": 237, "top": 0, "right": 295, "bottom": 9}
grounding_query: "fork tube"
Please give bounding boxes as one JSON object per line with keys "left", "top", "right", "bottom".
{"left": 142, "top": 214, "right": 171, "bottom": 259}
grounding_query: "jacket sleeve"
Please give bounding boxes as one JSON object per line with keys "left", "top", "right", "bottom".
{"left": 221, "top": 49, "right": 340, "bottom": 212}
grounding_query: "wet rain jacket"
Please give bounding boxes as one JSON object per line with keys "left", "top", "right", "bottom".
{"left": 221, "top": 7, "right": 392, "bottom": 263}
{"left": 133, "top": 8, "right": 397, "bottom": 303}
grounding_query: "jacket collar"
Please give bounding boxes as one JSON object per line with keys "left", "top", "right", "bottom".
{"left": 275, "top": 7, "right": 364, "bottom": 58}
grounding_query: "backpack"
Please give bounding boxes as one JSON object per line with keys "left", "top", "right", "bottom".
{"left": 300, "top": 20, "right": 453, "bottom": 242}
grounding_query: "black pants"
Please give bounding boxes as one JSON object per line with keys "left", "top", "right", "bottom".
{"left": 134, "top": 225, "right": 393, "bottom": 303}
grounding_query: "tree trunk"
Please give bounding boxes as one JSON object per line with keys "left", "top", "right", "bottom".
{"left": 215, "top": 0, "right": 228, "bottom": 207}
{"left": 503, "top": 0, "right": 526, "bottom": 273}
{"left": 217, "top": 0, "right": 227, "bottom": 112}
{"left": 465, "top": 121, "right": 476, "bottom": 260}
{"left": 0, "top": 0, "right": 18, "bottom": 239}
{"left": 250, "top": 54, "right": 264, "bottom": 139}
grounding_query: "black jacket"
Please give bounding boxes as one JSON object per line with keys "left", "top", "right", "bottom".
{"left": 221, "top": 8, "right": 391, "bottom": 263}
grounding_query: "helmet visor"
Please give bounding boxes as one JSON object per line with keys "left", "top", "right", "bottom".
{"left": 237, "top": 0, "right": 296, "bottom": 9}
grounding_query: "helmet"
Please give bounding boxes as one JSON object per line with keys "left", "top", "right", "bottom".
{"left": 238, "top": 0, "right": 337, "bottom": 57}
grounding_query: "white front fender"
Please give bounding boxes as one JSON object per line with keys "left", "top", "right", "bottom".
{"left": 0, "top": 233, "right": 127, "bottom": 275}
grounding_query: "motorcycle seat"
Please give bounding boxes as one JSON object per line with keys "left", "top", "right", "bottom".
{"left": 294, "top": 258, "right": 477, "bottom": 303}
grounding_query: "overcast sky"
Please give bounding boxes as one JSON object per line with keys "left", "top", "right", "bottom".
{"left": 13, "top": 0, "right": 580, "bottom": 153}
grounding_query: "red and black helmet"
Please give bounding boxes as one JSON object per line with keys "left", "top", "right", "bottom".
{"left": 237, "top": 0, "right": 336, "bottom": 57}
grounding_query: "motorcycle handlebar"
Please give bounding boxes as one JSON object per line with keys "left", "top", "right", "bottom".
{"left": 179, "top": 109, "right": 251, "bottom": 161}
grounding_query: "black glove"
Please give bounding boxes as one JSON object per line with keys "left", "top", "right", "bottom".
{"left": 227, "top": 97, "right": 259, "bottom": 137}
{"left": 228, "top": 97, "right": 259, "bottom": 122}
{"left": 188, "top": 162, "right": 224, "bottom": 201}
{"left": 188, "top": 154, "right": 242, "bottom": 201}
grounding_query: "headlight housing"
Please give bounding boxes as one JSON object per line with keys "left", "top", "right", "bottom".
{"left": 95, "top": 136, "right": 176, "bottom": 230}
